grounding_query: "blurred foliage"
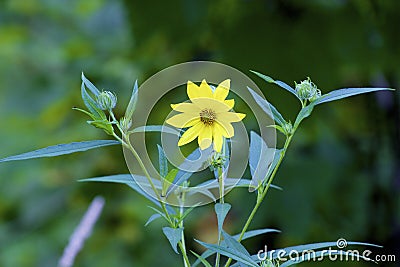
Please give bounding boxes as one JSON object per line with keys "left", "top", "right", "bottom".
{"left": 0, "top": 0, "right": 399, "bottom": 266}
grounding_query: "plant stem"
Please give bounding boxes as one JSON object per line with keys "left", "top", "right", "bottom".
{"left": 224, "top": 135, "right": 294, "bottom": 267}
{"left": 179, "top": 241, "right": 191, "bottom": 267}
{"left": 110, "top": 113, "right": 191, "bottom": 265}
{"left": 179, "top": 188, "right": 191, "bottom": 267}
{"left": 215, "top": 166, "right": 224, "bottom": 267}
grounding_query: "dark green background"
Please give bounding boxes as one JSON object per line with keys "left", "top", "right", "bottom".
{"left": 0, "top": 0, "right": 399, "bottom": 266}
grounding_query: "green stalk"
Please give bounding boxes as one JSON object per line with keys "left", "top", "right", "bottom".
{"left": 224, "top": 134, "right": 294, "bottom": 267}
{"left": 179, "top": 186, "right": 191, "bottom": 267}
{"left": 111, "top": 121, "right": 193, "bottom": 264}
{"left": 215, "top": 166, "right": 224, "bottom": 267}
{"left": 120, "top": 134, "right": 192, "bottom": 263}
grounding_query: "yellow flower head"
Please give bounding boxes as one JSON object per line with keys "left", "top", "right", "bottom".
{"left": 166, "top": 79, "right": 245, "bottom": 152}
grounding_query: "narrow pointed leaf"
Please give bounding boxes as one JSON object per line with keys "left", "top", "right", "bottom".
{"left": 293, "top": 103, "right": 316, "bottom": 129}
{"left": 192, "top": 228, "right": 278, "bottom": 267}
{"left": 161, "top": 169, "right": 179, "bottom": 197}
{"left": 126, "top": 79, "right": 139, "bottom": 119}
{"left": 81, "top": 72, "right": 101, "bottom": 96}
{"left": 232, "top": 228, "right": 280, "bottom": 240}
{"left": 249, "top": 131, "right": 275, "bottom": 190}
{"left": 166, "top": 146, "right": 212, "bottom": 196}
{"left": 73, "top": 107, "right": 96, "bottom": 120}
{"left": 79, "top": 174, "right": 174, "bottom": 213}
{"left": 196, "top": 240, "right": 258, "bottom": 267}
{"left": 0, "top": 140, "right": 120, "bottom": 163}
{"left": 157, "top": 144, "right": 168, "bottom": 178}
{"left": 193, "top": 178, "right": 282, "bottom": 191}
{"left": 129, "top": 125, "right": 180, "bottom": 135}
{"left": 145, "top": 213, "right": 162, "bottom": 226}
{"left": 81, "top": 82, "right": 104, "bottom": 119}
{"left": 251, "top": 70, "right": 299, "bottom": 100}
{"left": 222, "top": 231, "right": 251, "bottom": 257}
{"left": 162, "top": 227, "right": 184, "bottom": 254}
{"left": 215, "top": 203, "right": 231, "bottom": 234}
{"left": 87, "top": 120, "right": 114, "bottom": 135}
{"left": 263, "top": 149, "right": 283, "bottom": 187}
{"left": 248, "top": 87, "right": 286, "bottom": 126}
{"left": 314, "top": 87, "right": 393, "bottom": 105}
{"left": 191, "top": 251, "right": 213, "bottom": 267}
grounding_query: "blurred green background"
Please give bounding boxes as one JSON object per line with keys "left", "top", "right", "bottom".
{"left": 0, "top": 0, "right": 399, "bottom": 266}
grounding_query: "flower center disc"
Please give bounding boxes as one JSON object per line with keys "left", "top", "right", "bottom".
{"left": 200, "top": 109, "right": 216, "bottom": 125}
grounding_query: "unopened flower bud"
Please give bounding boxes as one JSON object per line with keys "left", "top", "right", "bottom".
{"left": 209, "top": 152, "right": 227, "bottom": 171}
{"left": 97, "top": 91, "right": 117, "bottom": 110}
{"left": 295, "top": 78, "right": 320, "bottom": 101}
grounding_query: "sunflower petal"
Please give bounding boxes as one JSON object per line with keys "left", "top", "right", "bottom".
{"left": 198, "top": 126, "right": 212, "bottom": 150}
{"left": 184, "top": 118, "right": 200, "bottom": 127}
{"left": 198, "top": 79, "right": 214, "bottom": 99}
{"left": 178, "top": 122, "right": 203, "bottom": 146}
{"left": 215, "top": 121, "right": 234, "bottom": 138}
{"left": 213, "top": 128, "right": 224, "bottom": 152}
{"left": 171, "top": 102, "right": 200, "bottom": 114}
{"left": 191, "top": 98, "right": 232, "bottom": 113}
{"left": 166, "top": 113, "right": 199, "bottom": 128}
{"left": 187, "top": 81, "right": 201, "bottom": 101}
{"left": 214, "top": 79, "right": 230, "bottom": 101}
{"left": 224, "top": 99, "right": 235, "bottom": 110}
{"left": 217, "top": 112, "right": 246, "bottom": 123}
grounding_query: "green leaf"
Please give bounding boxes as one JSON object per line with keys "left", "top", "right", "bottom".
{"left": 79, "top": 174, "right": 174, "bottom": 212}
{"left": 161, "top": 169, "right": 179, "bottom": 197}
{"left": 215, "top": 203, "right": 231, "bottom": 234}
{"left": 222, "top": 231, "right": 251, "bottom": 257}
{"left": 248, "top": 87, "right": 286, "bottom": 126}
{"left": 0, "top": 140, "right": 120, "bottom": 163}
{"left": 162, "top": 227, "right": 183, "bottom": 254}
{"left": 147, "top": 206, "right": 169, "bottom": 222}
{"left": 250, "top": 70, "right": 300, "bottom": 100}
{"left": 188, "top": 179, "right": 282, "bottom": 201}
{"left": 81, "top": 72, "right": 101, "bottom": 96}
{"left": 125, "top": 79, "right": 139, "bottom": 119}
{"left": 81, "top": 81, "right": 105, "bottom": 120}
{"left": 232, "top": 228, "right": 280, "bottom": 240}
{"left": 313, "top": 87, "right": 394, "bottom": 105}
{"left": 87, "top": 120, "right": 114, "bottom": 135}
{"left": 191, "top": 251, "right": 213, "bottom": 267}
{"left": 192, "top": 228, "right": 278, "bottom": 267}
{"left": 249, "top": 131, "right": 276, "bottom": 189}
{"left": 129, "top": 125, "right": 180, "bottom": 135}
{"left": 267, "top": 124, "right": 287, "bottom": 136}
{"left": 157, "top": 144, "right": 168, "bottom": 178}
{"left": 179, "top": 205, "right": 197, "bottom": 222}
{"left": 144, "top": 213, "right": 162, "bottom": 227}
{"left": 263, "top": 149, "right": 283, "bottom": 187}
{"left": 196, "top": 240, "right": 258, "bottom": 267}
{"left": 293, "top": 103, "right": 316, "bottom": 129}
{"left": 73, "top": 107, "right": 97, "bottom": 120}
{"left": 166, "top": 146, "right": 212, "bottom": 197}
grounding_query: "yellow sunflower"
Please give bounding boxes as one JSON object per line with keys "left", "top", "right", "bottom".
{"left": 166, "top": 79, "right": 245, "bottom": 152}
